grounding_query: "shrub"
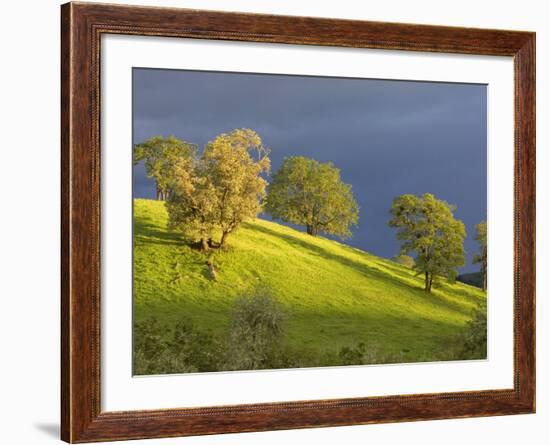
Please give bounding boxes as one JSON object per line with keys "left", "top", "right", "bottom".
{"left": 339, "top": 343, "right": 367, "bottom": 365}
{"left": 337, "top": 342, "right": 403, "bottom": 365}
{"left": 133, "top": 318, "right": 169, "bottom": 374}
{"left": 170, "top": 321, "right": 219, "bottom": 372}
{"left": 221, "top": 287, "right": 286, "bottom": 370}
{"left": 392, "top": 254, "right": 415, "bottom": 269}
{"left": 460, "top": 301, "right": 487, "bottom": 359}
{"left": 133, "top": 317, "right": 220, "bottom": 375}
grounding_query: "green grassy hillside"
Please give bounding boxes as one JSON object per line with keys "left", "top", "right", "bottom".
{"left": 134, "top": 198, "right": 486, "bottom": 367}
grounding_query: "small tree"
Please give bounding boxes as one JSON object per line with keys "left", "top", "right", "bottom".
{"left": 134, "top": 135, "right": 197, "bottom": 200}
{"left": 166, "top": 156, "right": 218, "bottom": 252}
{"left": 389, "top": 193, "right": 466, "bottom": 293}
{"left": 166, "top": 129, "right": 270, "bottom": 251}
{"left": 473, "top": 221, "right": 488, "bottom": 291}
{"left": 392, "top": 254, "right": 415, "bottom": 269}
{"left": 222, "top": 287, "right": 286, "bottom": 371}
{"left": 460, "top": 301, "right": 487, "bottom": 359}
{"left": 265, "top": 156, "right": 359, "bottom": 238}
{"left": 203, "top": 129, "right": 270, "bottom": 248}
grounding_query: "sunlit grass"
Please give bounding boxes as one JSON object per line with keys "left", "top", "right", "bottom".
{"left": 134, "top": 198, "right": 486, "bottom": 365}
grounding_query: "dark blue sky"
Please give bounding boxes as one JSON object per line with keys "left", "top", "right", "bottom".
{"left": 133, "top": 68, "right": 487, "bottom": 273}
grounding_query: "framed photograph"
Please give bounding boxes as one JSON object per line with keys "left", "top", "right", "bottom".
{"left": 61, "top": 2, "right": 535, "bottom": 442}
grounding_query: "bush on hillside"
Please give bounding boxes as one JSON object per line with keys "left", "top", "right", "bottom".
{"left": 133, "top": 317, "right": 220, "bottom": 375}
{"left": 221, "top": 287, "right": 287, "bottom": 370}
{"left": 460, "top": 301, "right": 487, "bottom": 359}
{"left": 392, "top": 254, "right": 415, "bottom": 269}
{"left": 133, "top": 318, "right": 168, "bottom": 374}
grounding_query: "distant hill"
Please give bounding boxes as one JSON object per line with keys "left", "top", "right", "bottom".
{"left": 457, "top": 272, "right": 483, "bottom": 289}
{"left": 134, "top": 199, "right": 486, "bottom": 367}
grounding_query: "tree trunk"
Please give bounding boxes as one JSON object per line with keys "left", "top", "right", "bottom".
{"left": 200, "top": 238, "right": 209, "bottom": 252}
{"left": 156, "top": 185, "right": 161, "bottom": 201}
{"left": 220, "top": 231, "right": 230, "bottom": 248}
{"left": 428, "top": 274, "right": 434, "bottom": 293}
{"left": 424, "top": 272, "right": 431, "bottom": 293}
{"left": 306, "top": 225, "right": 317, "bottom": 236}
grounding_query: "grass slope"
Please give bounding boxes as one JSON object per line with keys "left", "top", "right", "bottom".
{"left": 134, "top": 198, "right": 486, "bottom": 365}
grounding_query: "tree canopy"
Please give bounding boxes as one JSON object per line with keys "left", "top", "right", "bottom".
{"left": 388, "top": 193, "right": 466, "bottom": 293}
{"left": 392, "top": 254, "right": 415, "bottom": 269}
{"left": 166, "top": 129, "right": 270, "bottom": 251}
{"left": 265, "top": 156, "right": 359, "bottom": 239}
{"left": 473, "top": 220, "right": 487, "bottom": 291}
{"left": 134, "top": 135, "right": 197, "bottom": 200}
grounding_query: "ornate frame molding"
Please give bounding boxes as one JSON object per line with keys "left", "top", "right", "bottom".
{"left": 61, "top": 2, "right": 535, "bottom": 442}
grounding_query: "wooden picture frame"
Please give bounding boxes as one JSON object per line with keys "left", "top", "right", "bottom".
{"left": 61, "top": 2, "right": 535, "bottom": 442}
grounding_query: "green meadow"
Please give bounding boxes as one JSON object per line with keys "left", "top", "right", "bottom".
{"left": 133, "top": 198, "right": 486, "bottom": 370}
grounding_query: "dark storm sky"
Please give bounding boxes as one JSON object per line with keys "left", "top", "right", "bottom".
{"left": 132, "top": 68, "right": 487, "bottom": 273}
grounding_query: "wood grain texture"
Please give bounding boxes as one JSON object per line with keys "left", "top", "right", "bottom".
{"left": 60, "top": 2, "right": 536, "bottom": 442}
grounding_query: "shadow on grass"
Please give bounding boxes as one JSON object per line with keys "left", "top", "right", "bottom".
{"left": 436, "top": 283, "right": 485, "bottom": 301}
{"left": 248, "top": 222, "right": 475, "bottom": 317}
{"left": 134, "top": 219, "right": 185, "bottom": 247}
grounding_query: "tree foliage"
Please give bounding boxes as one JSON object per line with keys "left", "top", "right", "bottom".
{"left": 134, "top": 135, "right": 197, "bottom": 200}
{"left": 166, "top": 156, "right": 218, "bottom": 251}
{"left": 460, "top": 301, "right": 487, "bottom": 358}
{"left": 265, "top": 156, "right": 359, "bottom": 238}
{"left": 473, "top": 220, "right": 488, "bottom": 291}
{"left": 392, "top": 254, "right": 415, "bottom": 269}
{"left": 221, "top": 287, "right": 286, "bottom": 371}
{"left": 166, "top": 129, "right": 270, "bottom": 251}
{"left": 133, "top": 317, "right": 219, "bottom": 375}
{"left": 388, "top": 193, "right": 466, "bottom": 293}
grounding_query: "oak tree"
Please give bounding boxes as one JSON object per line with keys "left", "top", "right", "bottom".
{"left": 389, "top": 193, "right": 466, "bottom": 293}
{"left": 203, "top": 129, "right": 270, "bottom": 248}
{"left": 166, "top": 129, "right": 270, "bottom": 251}
{"left": 166, "top": 156, "right": 218, "bottom": 252}
{"left": 473, "top": 221, "right": 488, "bottom": 291}
{"left": 134, "top": 135, "right": 197, "bottom": 200}
{"left": 265, "top": 156, "right": 359, "bottom": 239}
